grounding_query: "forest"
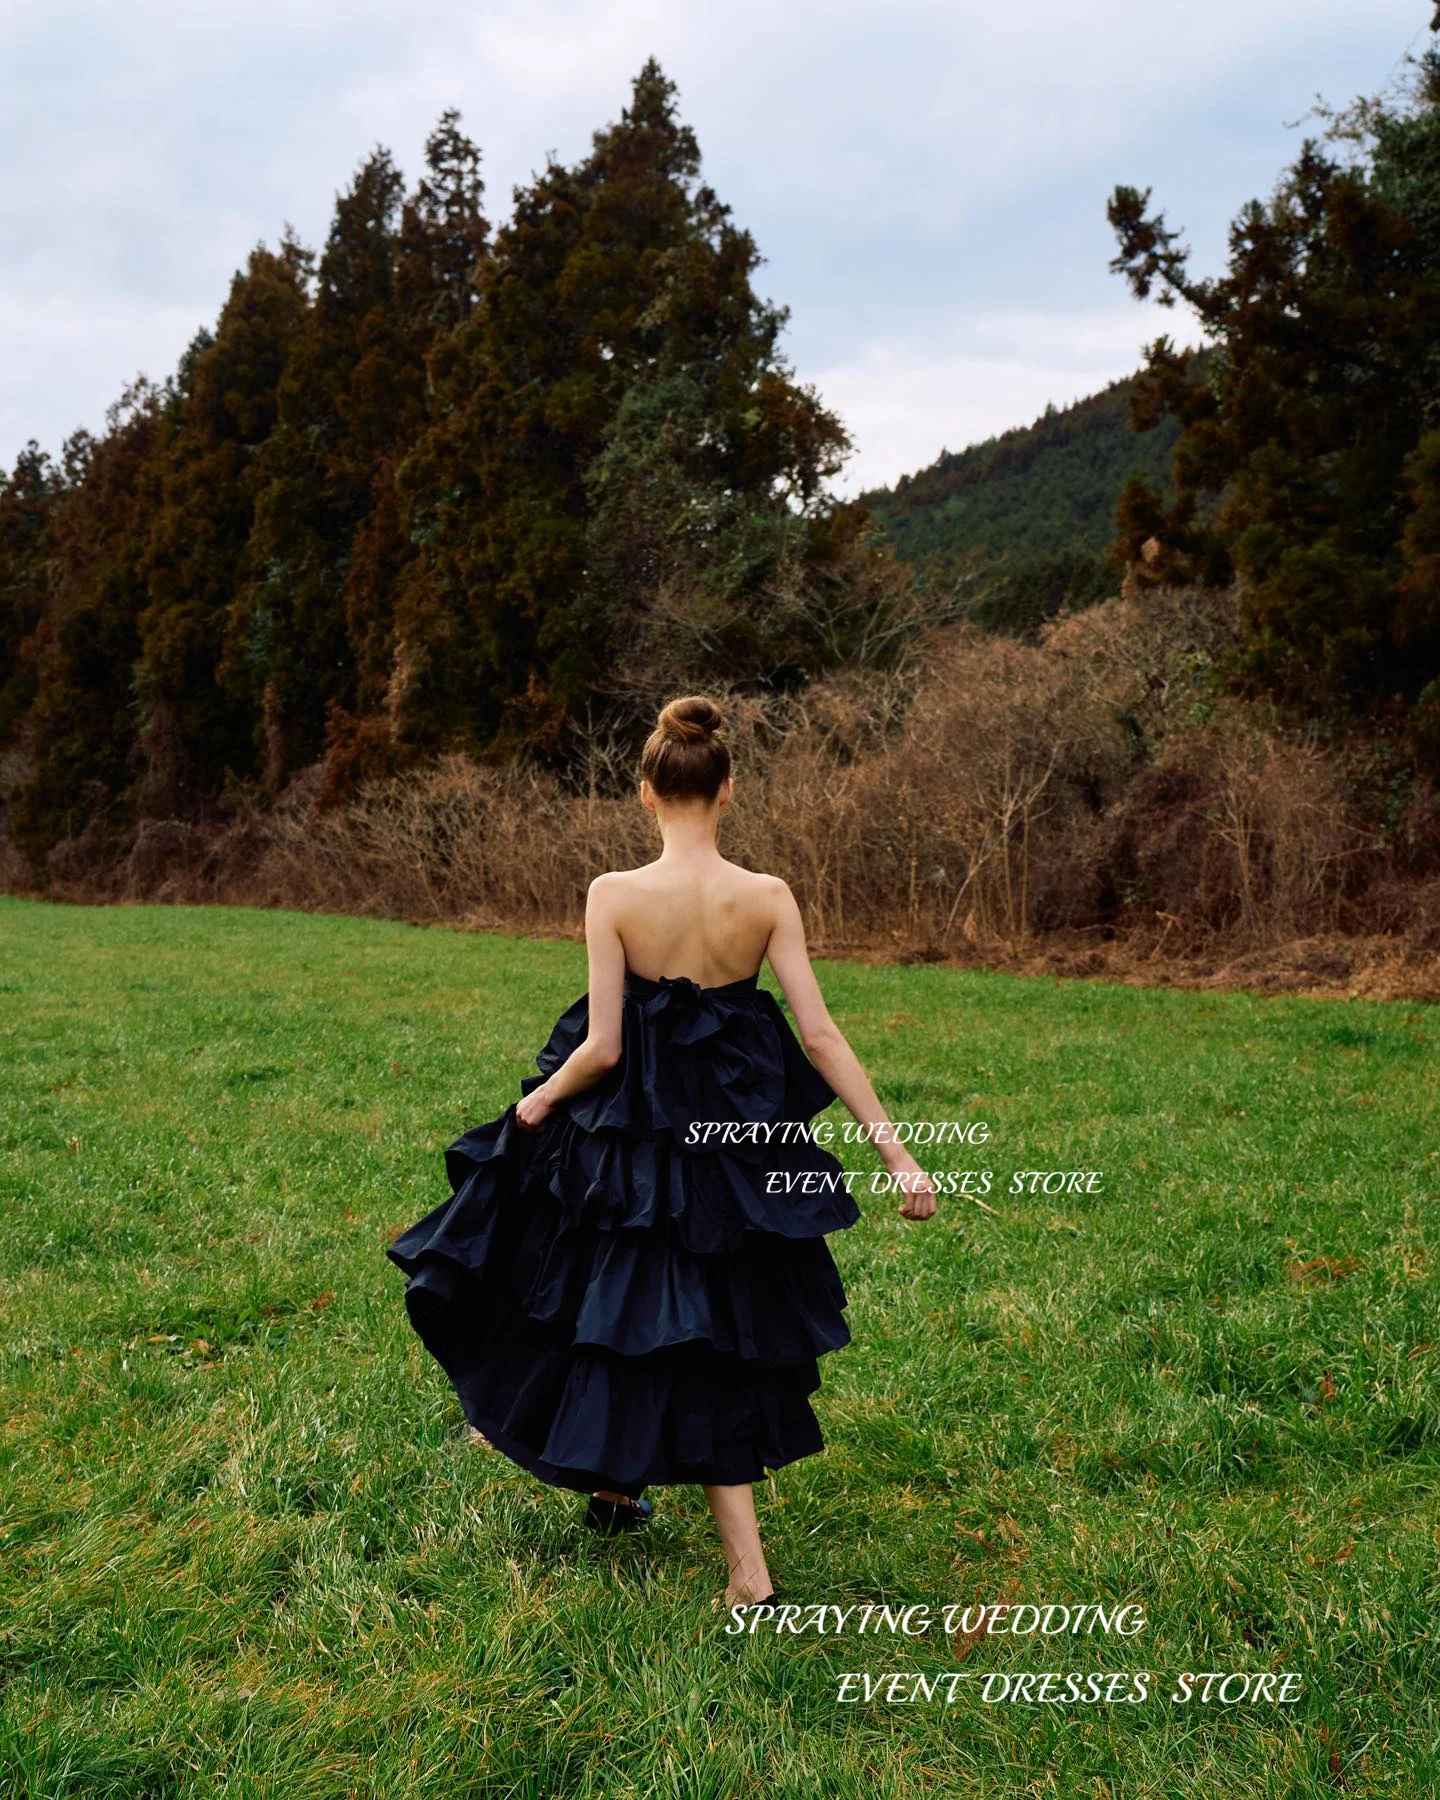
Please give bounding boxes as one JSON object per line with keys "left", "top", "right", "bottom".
{"left": 0, "top": 60, "right": 893, "bottom": 854}
{"left": 859, "top": 373, "right": 1182, "bottom": 633}
{"left": 2, "top": 38, "right": 1439, "bottom": 987}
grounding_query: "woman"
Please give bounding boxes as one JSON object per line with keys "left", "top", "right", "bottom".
{"left": 387, "top": 695, "right": 937, "bottom": 1612}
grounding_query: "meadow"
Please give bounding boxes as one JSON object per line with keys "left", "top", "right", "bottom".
{"left": 1, "top": 896, "right": 1437, "bottom": 1798}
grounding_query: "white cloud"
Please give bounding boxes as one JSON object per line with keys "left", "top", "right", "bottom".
{"left": 0, "top": 0, "right": 1425, "bottom": 473}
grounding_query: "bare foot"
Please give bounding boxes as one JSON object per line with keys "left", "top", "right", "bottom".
{"left": 723, "top": 1547, "right": 775, "bottom": 1607}
{"left": 701, "top": 1481, "right": 774, "bottom": 1609}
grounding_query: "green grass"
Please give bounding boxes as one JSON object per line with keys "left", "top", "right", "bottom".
{"left": 1, "top": 896, "right": 1437, "bottom": 1798}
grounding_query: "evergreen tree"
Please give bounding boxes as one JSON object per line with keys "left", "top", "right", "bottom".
{"left": 8, "top": 383, "right": 165, "bottom": 858}
{"left": 344, "top": 113, "right": 489, "bottom": 724}
{"left": 131, "top": 240, "right": 311, "bottom": 810}
{"left": 858, "top": 374, "right": 1181, "bottom": 599}
{"left": 392, "top": 107, "right": 489, "bottom": 338}
{"left": 0, "top": 442, "right": 59, "bottom": 743}
{"left": 392, "top": 59, "right": 848, "bottom": 756}
{"left": 225, "top": 157, "right": 408, "bottom": 786}
{"left": 1107, "top": 37, "right": 1440, "bottom": 746}
{"left": 0, "top": 71, "right": 866, "bottom": 843}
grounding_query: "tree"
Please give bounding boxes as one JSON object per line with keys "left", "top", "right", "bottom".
{"left": 0, "top": 442, "right": 59, "bottom": 744}
{"left": 0, "top": 70, "right": 874, "bottom": 844}
{"left": 391, "top": 58, "right": 850, "bottom": 758}
{"left": 343, "top": 113, "right": 490, "bottom": 727}
{"left": 8, "top": 383, "right": 165, "bottom": 859}
{"left": 223, "top": 158, "right": 408, "bottom": 787}
{"left": 1106, "top": 39, "right": 1440, "bottom": 745}
{"left": 133, "top": 239, "right": 312, "bottom": 810}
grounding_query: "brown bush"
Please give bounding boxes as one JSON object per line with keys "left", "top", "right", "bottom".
{"left": 9, "top": 583, "right": 1440, "bottom": 996}
{"left": 1110, "top": 710, "right": 1374, "bottom": 944}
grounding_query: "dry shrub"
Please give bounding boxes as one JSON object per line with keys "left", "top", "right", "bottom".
{"left": 732, "top": 624, "right": 1133, "bottom": 950}
{"left": 710, "top": 586, "right": 1243, "bottom": 952}
{"left": 44, "top": 813, "right": 125, "bottom": 894}
{"left": 1112, "top": 709, "right": 1373, "bottom": 943}
{"left": 1038, "top": 581, "right": 1242, "bottom": 739}
{"left": 11, "top": 582, "right": 1440, "bottom": 983}
{"left": 1357, "top": 781, "right": 1440, "bottom": 948}
{"left": 0, "top": 834, "right": 35, "bottom": 895}
{"left": 122, "top": 819, "right": 212, "bottom": 896}
{"left": 247, "top": 758, "right": 646, "bottom": 924}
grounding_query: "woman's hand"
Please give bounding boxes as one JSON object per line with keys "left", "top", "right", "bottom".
{"left": 884, "top": 1148, "right": 938, "bottom": 1221}
{"left": 515, "top": 1085, "right": 555, "bottom": 1133}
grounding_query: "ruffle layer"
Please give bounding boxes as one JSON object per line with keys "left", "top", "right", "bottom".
{"left": 529, "top": 971, "right": 838, "bottom": 1142}
{"left": 436, "top": 1104, "right": 860, "bottom": 1257}
{"left": 390, "top": 1108, "right": 852, "bottom": 1365}
{"left": 387, "top": 970, "right": 856, "bottom": 1490}
{"left": 403, "top": 1260, "right": 826, "bottom": 1491}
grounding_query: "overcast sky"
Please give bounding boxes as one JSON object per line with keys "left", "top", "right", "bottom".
{"left": 1, "top": 1, "right": 1429, "bottom": 495}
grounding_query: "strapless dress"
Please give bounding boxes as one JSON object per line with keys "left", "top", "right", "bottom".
{"left": 386, "top": 969, "right": 859, "bottom": 1495}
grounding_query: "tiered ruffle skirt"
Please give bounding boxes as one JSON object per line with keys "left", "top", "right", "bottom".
{"left": 387, "top": 969, "right": 858, "bottom": 1494}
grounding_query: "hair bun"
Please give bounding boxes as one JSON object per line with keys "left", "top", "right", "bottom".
{"left": 656, "top": 695, "right": 723, "bottom": 744}
{"left": 641, "top": 694, "right": 731, "bottom": 800}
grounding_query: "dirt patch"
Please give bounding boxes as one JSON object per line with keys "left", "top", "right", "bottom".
{"left": 821, "top": 930, "right": 1440, "bottom": 1005}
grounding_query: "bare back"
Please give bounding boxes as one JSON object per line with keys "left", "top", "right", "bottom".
{"left": 600, "top": 856, "right": 782, "bottom": 989}
{"left": 519, "top": 725, "right": 938, "bottom": 1218}
{"left": 582, "top": 835, "right": 838, "bottom": 1064}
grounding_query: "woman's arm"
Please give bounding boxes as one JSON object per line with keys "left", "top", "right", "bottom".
{"left": 515, "top": 875, "right": 627, "bottom": 1131}
{"left": 763, "top": 879, "right": 937, "bottom": 1220}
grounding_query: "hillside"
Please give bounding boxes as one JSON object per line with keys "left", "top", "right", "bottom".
{"left": 857, "top": 373, "right": 1181, "bottom": 629}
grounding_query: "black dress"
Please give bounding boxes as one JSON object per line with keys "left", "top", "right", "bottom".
{"left": 387, "top": 969, "right": 859, "bottom": 1497}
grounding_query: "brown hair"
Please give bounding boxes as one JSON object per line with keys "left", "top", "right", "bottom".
{"left": 640, "top": 695, "right": 731, "bottom": 801}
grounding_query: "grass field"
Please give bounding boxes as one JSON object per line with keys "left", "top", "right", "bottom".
{"left": 1, "top": 896, "right": 1437, "bottom": 1799}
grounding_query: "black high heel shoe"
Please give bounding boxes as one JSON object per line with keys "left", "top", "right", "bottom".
{"left": 583, "top": 1492, "right": 654, "bottom": 1536}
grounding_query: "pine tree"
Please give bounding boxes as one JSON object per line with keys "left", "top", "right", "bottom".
{"left": 8, "top": 382, "right": 165, "bottom": 859}
{"left": 391, "top": 58, "right": 849, "bottom": 756}
{"left": 1106, "top": 39, "right": 1440, "bottom": 745}
{"left": 133, "top": 239, "right": 311, "bottom": 811}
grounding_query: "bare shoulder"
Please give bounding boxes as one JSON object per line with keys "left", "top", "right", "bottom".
{"left": 586, "top": 869, "right": 633, "bottom": 905}
{"left": 726, "top": 865, "right": 794, "bottom": 916}
{"left": 770, "top": 877, "right": 806, "bottom": 932}
{"left": 588, "top": 862, "right": 667, "bottom": 906}
{"left": 744, "top": 868, "right": 794, "bottom": 901}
